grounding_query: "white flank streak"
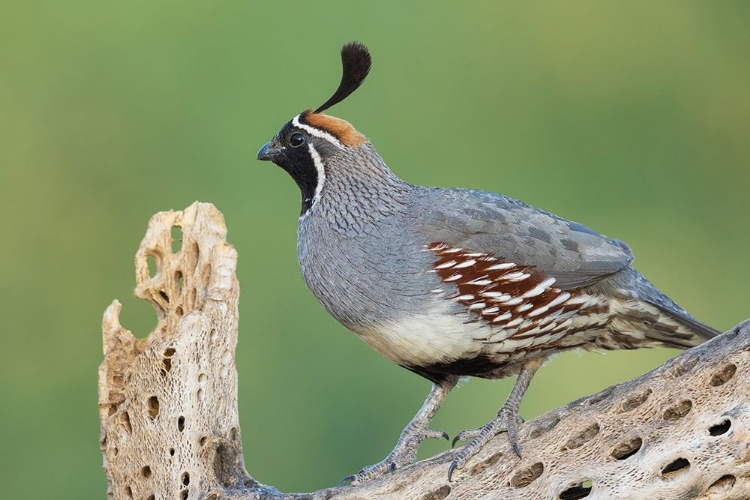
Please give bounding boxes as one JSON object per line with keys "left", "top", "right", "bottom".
{"left": 467, "top": 279, "right": 492, "bottom": 286}
{"left": 546, "top": 292, "right": 571, "bottom": 309}
{"left": 492, "top": 312, "right": 513, "bottom": 323}
{"left": 468, "top": 302, "right": 486, "bottom": 310}
{"left": 503, "top": 271, "right": 529, "bottom": 281}
{"left": 482, "top": 291, "right": 509, "bottom": 299}
{"left": 486, "top": 262, "right": 515, "bottom": 271}
{"left": 533, "top": 330, "right": 564, "bottom": 346}
{"left": 456, "top": 294, "right": 475, "bottom": 301}
{"left": 464, "top": 252, "right": 484, "bottom": 257}
{"left": 430, "top": 288, "right": 444, "bottom": 294}
{"left": 304, "top": 144, "right": 326, "bottom": 216}
{"left": 435, "top": 260, "right": 457, "bottom": 269}
{"left": 503, "top": 297, "right": 524, "bottom": 306}
{"left": 527, "top": 305, "right": 549, "bottom": 318}
{"left": 506, "top": 317, "right": 524, "bottom": 327}
{"left": 538, "top": 321, "right": 557, "bottom": 334}
{"left": 538, "top": 310, "right": 560, "bottom": 325}
{"left": 292, "top": 114, "right": 343, "bottom": 148}
{"left": 584, "top": 295, "right": 607, "bottom": 308}
{"left": 554, "top": 318, "right": 573, "bottom": 331}
{"left": 516, "top": 303, "right": 533, "bottom": 313}
{"left": 444, "top": 247, "right": 463, "bottom": 253}
{"left": 482, "top": 306, "right": 499, "bottom": 314}
{"left": 522, "top": 277, "right": 557, "bottom": 298}
{"left": 564, "top": 296, "right": 588, "bottom": 306}
{"left": 445, "top": 274, "right": 462, "bottom": 282}
{"left": 454, "top": 259, "right": 477, "bottom": 269}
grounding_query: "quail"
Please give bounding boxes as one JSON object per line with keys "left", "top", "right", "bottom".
{"left": 256, "top": 42, "right": 719, "bottom": 484}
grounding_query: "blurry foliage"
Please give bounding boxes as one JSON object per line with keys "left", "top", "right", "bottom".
{"left": 1, "top": 1, "right": 748, "bottom": 497}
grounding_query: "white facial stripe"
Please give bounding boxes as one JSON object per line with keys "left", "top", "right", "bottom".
{"left": 292, "top": 114, "right": 344, "bottom": 149}
{"left": 301, "top": 143, "right": 326, "bottom": 218}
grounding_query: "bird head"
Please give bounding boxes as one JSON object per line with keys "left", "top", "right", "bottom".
{"left": 257, "top": 42, "right": 373, "bottom": 215}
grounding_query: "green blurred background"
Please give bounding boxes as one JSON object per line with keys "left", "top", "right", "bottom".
{"left": 1, "top": 1, "right": 749, "bottom": 497}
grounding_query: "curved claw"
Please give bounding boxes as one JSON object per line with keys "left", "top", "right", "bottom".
{"left": 447, "top": 461, "right": 458, "bottom": 482}
{"left": 451, "top": 435, "right": 461, "bottom": 448}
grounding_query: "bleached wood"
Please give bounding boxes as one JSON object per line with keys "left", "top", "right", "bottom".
{"left": 99, "top": 202, "right": 750, "bottom": 500}
{"left": 98, "top": 202, "right": 275, "bottom": 499}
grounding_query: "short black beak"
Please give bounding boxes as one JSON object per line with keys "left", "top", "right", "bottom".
{"left": 257, "top": 142, "right": 282, "bottom": 162}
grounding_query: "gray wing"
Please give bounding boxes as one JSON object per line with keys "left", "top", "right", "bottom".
{"left": 418, "top": 188, "right": 633, "bottom": 290}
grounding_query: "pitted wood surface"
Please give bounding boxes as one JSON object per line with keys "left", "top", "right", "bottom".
{"left": 99, "top": 202, "right": 254, "bottom": 500}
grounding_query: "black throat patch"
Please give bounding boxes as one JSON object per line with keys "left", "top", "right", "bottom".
{"left": 269, "top": 121, "right": 323, "bottom": 216}
{"left": 282, "top": 145, "right": 318, "bottom": 216}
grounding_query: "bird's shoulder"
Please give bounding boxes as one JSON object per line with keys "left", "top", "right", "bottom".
{"left": 411, "top": 187, "right": 634, "bottom": 289}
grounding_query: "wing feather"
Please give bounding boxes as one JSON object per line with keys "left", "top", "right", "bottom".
{"left": 419, "top": 188, "right": 633, "bottom": 290}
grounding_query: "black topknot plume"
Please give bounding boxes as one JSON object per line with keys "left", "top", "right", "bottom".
{"left": 314, "top": 42, "right": 372, "bottom": 114}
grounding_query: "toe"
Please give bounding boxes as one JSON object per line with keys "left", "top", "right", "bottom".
{"left": 341, "top": 425, "right": 451, "bottom": 484}
{"left": 340, "top": 461, "right": 392, "bottom": 486}
{"left": 338, "top": 474, "right": 356, "bottom": 486}
{"left": 452, "top": 427, "right": 482, "bottom": 447}
{"left": 423, "top": 429, "right": 450, "bottom": 441}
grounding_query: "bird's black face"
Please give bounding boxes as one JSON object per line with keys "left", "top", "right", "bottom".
{"left": 258, "top": 120, "right": 318, "bottom": 215}
{"left": 257, "top": 120, "right": 312, "bottom": 169}
{"left": 258, "top": 117, "right": 341, "bottom": 216}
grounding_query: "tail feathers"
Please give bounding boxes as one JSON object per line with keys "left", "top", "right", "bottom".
{"left": 616, "top": 268, "right": 721, "bottom": 348}
{"left": 609, "top": 296, "right": 719, "bottom": 349}
{"left": 644, "top": 298, "right": 720, "bottom": 346}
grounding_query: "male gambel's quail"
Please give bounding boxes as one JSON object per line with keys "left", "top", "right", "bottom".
{"left": 257, "top": 42, "right": 718, "bottom": 483}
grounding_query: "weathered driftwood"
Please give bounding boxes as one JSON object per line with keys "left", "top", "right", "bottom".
{"left": 99, "top": 202, "right": 750, "bottom": 500}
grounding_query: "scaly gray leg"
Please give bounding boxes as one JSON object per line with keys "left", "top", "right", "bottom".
{"left": 449, "top": 358, "right": 544, "bottom": 481}
{"left": 341, "top": 378, "right": 458, "bottom": 485}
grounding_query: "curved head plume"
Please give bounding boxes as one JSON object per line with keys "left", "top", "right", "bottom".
{"left": 258, "top": 42, "right": 372, "bottom": 163}
{"left": 314, "top": 42, "right": 372, "bottom": 114}
{"left": 257, "top": 42, "right": 375, "bottom": 215}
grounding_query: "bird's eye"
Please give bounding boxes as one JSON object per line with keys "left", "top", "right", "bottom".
{"left": 289, "top": 132, "right": 306, "bottom": 147}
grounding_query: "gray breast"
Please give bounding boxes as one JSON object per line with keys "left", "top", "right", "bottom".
{"left": 296, "top": 205, "right": 443, "bottom": 330}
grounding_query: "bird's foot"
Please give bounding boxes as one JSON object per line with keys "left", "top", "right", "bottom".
{"left": 340, "top": 427, "right": 449, "bottom": 485}
{"left": 448, "top": 406, "right": 524, "bottom": 481}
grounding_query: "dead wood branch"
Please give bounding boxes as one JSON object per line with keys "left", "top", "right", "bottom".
{"left": 99, "top": 202, "right": 750, "bottom": 500}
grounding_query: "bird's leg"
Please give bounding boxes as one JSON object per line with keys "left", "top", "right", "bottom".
{"left": 341, "top": 378, "right": 457, "bottom": 485}
{"left": 449, "top": 358, "right": 543, "bottom": 481}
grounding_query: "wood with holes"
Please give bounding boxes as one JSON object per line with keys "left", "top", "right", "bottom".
{"left": 98, "top": 203, "right": 256, "bottom": 500}
{"left": 99, "top": 202, "right": 750, "bottom": 500}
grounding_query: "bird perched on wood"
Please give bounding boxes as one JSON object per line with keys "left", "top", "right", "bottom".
{"left": 257, "top": 42, "right": 718, "bottom": 483}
